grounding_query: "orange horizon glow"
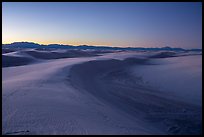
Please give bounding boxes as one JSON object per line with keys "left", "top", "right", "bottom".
{"left": 2, "top": 40, "right": 115, "bottom": 47}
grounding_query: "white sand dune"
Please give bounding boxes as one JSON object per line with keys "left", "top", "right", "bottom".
{"left": 69, "top": 56, "right": 202, "bottom": 135}
{"left": 2, "top": 50, "right": 202, "bottom": 135}
{"left": 129, "top": 55, "right": 202, "bottom": 106}
{"left": 2, "top": 55, "right": 35, "bottom": 67}
{"left": 2, "top": 48, "right": 17, "bottom": 54}
{"left": 2, "top": 48, "right": 106, "bottom": 67}
{"left": 22, "top": 49, "right": 103, "bottom": 59}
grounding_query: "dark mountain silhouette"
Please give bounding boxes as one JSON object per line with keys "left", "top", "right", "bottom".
{"left": 2, "top": 42, "right": 202, "bottom": 52}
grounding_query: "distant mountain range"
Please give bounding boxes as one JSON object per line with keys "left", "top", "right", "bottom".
{"left": 2, "top": 42, "right": 202, "bottom": 52}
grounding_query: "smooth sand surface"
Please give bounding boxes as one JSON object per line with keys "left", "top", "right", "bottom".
{"left": 2, "top": 50, "right": 202, "bottom": 135}
{"left": 69, "top": 57, "right": 202, "bottom": 135}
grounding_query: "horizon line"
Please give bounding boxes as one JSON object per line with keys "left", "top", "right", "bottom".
{"left": 2, "top": 41, "right": 202, "bottom": 50}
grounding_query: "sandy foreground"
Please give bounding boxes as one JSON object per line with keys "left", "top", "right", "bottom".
{"left": 2, "top": 49, "right": 202, "bottom": 135}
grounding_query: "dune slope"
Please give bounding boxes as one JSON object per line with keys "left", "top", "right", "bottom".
{"left": 2, "top": 51, "right": 202, "bottom": 135}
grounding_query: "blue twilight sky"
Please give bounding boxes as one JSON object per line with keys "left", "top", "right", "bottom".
{"left": 2, "top": 2, "right": 202, "bottom": 48}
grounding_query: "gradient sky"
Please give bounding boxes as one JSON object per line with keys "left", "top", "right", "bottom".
{"left": 2, "top": 2, "right": 202, "bottom": 48}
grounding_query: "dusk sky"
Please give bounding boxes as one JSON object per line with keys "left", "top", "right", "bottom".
{"left": 2, "top": 2, "right": 202, "bottom": 49}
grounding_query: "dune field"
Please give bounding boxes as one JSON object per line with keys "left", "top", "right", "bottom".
{"left": 2, "top": 48, "right": 202, "bottom": 135}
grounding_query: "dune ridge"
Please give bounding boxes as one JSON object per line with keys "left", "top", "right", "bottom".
{"left": 69, "top": 57, "right": 202, "bottom": 135}
{"left": 2, "top": 50, "right": 202, "bottom": 135}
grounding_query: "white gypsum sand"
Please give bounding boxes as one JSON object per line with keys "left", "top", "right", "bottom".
{"left": 2, "top": 50, "right": 202, "bottom": 135}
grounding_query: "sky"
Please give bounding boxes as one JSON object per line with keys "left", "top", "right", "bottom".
{"left": 2, "top": 2, "right": 202, "bottom": 49}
